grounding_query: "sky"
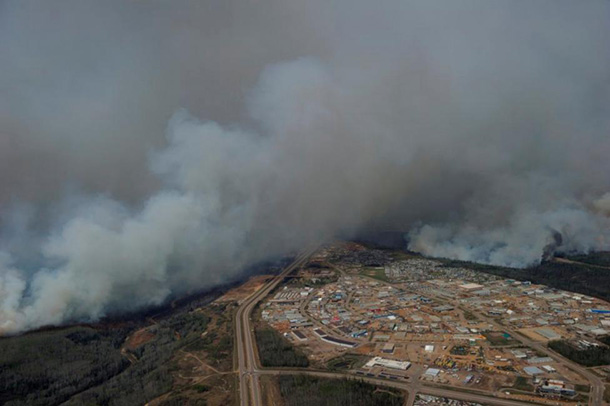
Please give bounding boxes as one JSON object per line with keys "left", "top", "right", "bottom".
{"left": 0, "top": 0, "right": 609, "bottom": 333}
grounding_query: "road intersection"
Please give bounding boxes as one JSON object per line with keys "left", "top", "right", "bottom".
{"left": 235, "top": 249, "right": 600, "bottom": 406}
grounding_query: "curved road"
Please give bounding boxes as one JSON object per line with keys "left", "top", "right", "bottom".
{"left": 236, "top": 250, "right": 563, "bottom": 406}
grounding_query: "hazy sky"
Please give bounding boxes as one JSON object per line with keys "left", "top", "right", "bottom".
{"left": 1, "top": 0, "right": 609, "bottom": 333}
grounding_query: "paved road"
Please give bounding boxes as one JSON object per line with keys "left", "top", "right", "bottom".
{"left": 360, "top": 272, "right": 606, "bottom": 406}
{"left": 236, "top": 249, "right": 316, "bottom": 406}
{"left": 235, "top": 250, "right": 548, "bottom": 406}
{"left": 460, "top": 303, "right": 605, "bottom": 406}
{"left": 256, "top": 369, "right": 539, "bottom": 406}
{"left": 406, "top": 281, "right": 605, "bottom": 406}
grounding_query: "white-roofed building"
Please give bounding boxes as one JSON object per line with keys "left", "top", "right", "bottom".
{"left": 365, "top": 357, "right": 411, "bottom": 370}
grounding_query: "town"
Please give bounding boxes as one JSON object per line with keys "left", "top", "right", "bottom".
{"left": 259, "top": 243, "right": 610, "bottom": 405}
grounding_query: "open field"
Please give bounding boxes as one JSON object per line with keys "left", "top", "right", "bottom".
{"left": 358, "top": 267, "right": 390, "bottom": 282}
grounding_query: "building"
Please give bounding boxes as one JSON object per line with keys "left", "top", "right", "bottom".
{"left": 365, "top": 356, "right": 411, "bottom": 371}
{"left": 591, "top": 328, "right": 609, "bottom": 336}
{"left": 432, "top": 305, "right": 454, "bottom": 313}
{"left": 529, "top": 356, "right": 554, "bottom": 364}
{"left": 382, "top": 343, "right": 395, "bottom": 354}
{"left": 320, "top": 335, "right": 357, "bottom": 348}
{"left": 313, "top": 328, "right": 327, "bottom": 337}
{"left": 459, "top": 283, "right": 484, "bottom": 291}
{"left": 351, "top": 329, "right": 367, "bottom": 338}
{"left": 535, "top": 328, "right": 561, "bottom": 340}
{"left": 524, "top": 366, "right": 544, "bottom": 376}
{"left": 424, "top": 368, "right": 440, "bottom": 377}
{"left": 538, "top": 380, "right": 576, "bottom": 398}
{"left": 511, "top": 349, "right": 527, "bottom": 359}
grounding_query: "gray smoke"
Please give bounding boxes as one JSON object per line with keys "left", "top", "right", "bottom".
{"left": 1, "top": 0, "right": 609, "bottom": 333}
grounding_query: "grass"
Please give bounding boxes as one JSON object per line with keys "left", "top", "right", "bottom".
{"left": 482, "top": 331, "right": 514, "bottom": 347}
{"left": 512, "top": 376, "right": 534, "bottom": 392}
{"left": 392, "top": 251, "right": 420, "bottom": 261}
{"left": 289, "top": 276, "right": 338, "bottom": 288}
{"left": 326, "top": 354, "right": 370, "bottom": 370}
{"left": 359, "top": 267, "right": 389, "bottom": 282}
{"left": 193, "top": 384, "right": 210, "bottom": 393}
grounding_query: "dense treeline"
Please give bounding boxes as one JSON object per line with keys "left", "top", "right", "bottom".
{"left": 255, "top": 328, "right": 309, "bottom": 367}
{"left": 278, "top": 375, "right": 404, "bottom": 406}
{"left": 548, "top": 340, "right": 610, "bottom": 367}
{"left": 0, "top": 310, "right": 210, "bottom": 406}
{"left": 0, "top": 326, "right": 131, "bottom": 406}
{"left": 559, "top": 252, "right": 610, "bottom": 267}
{"left": 64, "top": 311, "right": 210, "bottom": 406}
{"left": 442, "top": 254, "right": 610, "bottom": 302}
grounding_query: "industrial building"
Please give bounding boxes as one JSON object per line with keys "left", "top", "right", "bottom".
{"left": 523, "top": 366, "right": 544, "bottom": 376}
{"left": 424, "top": 368, "right": 441, "bottom": 377}
{"left": 537, "top": 380, "right": 576, "bottom": 398}
{"left": 382, "top": 343, "right": 395, "bottom": 354}
{"left": 365, "top": 356, "right": 411, "bottom": 371}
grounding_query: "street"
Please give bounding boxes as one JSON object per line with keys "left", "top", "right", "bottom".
{"left": 235, "top": 250, "right": 583, "bottom": 406}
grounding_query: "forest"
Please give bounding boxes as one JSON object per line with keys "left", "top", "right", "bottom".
{"left": 255, "top": 328, "right": 309, "bottom": 367}
{"left": 64, "top": 311, "right": 209, "bottom": 406}
{"left": 559, "top": 252, "right": 610, "bottom": 268}
{"left": 548, "top": 340, "right": 610, "bottom": 367}
{"left": 0, "top": 310, "right": 210, "bottom": 406}
{"left": 0, "top": 326, "right": 131, "bottom": 406}
{"left": 278, "top": 375, "right": 405, "bottom": 406}
{"left": 441, "top": 252, "right": 610, "bottom": 302}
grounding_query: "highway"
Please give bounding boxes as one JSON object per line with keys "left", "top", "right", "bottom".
{"left": 236, "top": 249, "right": 317, "bottom": 406}
{"left": 235, "top": 250, "right": 561, "bottom": 406}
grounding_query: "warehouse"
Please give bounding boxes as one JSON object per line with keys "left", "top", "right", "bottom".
{"left": 382, "top": 343, "right": 395, "bottom": 354}
{"left": 365, "top": 356, "right": 411, "bottom": 371}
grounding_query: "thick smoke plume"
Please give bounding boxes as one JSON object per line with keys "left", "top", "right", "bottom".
{"left": 1, "top": 1, "right": 609, "bottom": 333}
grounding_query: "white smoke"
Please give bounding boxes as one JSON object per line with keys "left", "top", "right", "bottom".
{"left": 594, "top": 193, "right": 610, "bottom": 216}
{"left": 1, "top": 1, "right": 609, "bottom": 333}
{"left": 409, "top": 207, "right": 610, "bottom": 268}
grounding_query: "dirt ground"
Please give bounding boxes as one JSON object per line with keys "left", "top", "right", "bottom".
{"left": 216, "top": 275, "right": 272, "bottom": 303}
{"left": 148, "top": 303, "right": 238, "bottom": 406}
{"left": 148, "top": 373, "right": 235, "bottom": 406}
{"left": 261, "top": 375, "right": 284, "bottom": 406}
{"left": 124, "top": 327, "right": 156, "bottom": 350}
{"left": 517, "top": 327, "right": 566, "bottom": 343}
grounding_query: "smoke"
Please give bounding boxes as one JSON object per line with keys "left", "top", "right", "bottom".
{"left": 1, "top": 0, "right": 610, "bottom": 333}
